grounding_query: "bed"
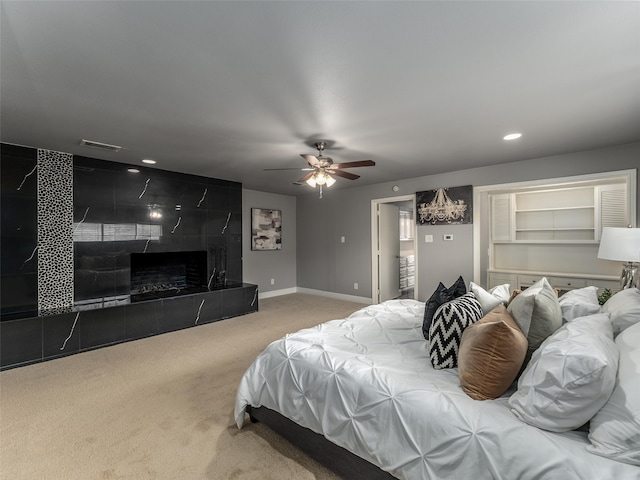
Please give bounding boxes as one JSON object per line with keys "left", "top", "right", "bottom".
{"left": 234, "top": 296, "right": 640, "bottom": 479}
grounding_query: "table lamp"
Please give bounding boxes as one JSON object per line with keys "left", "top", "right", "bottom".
{"left": 598, "top": 226, "right": 640, "bottom": 289}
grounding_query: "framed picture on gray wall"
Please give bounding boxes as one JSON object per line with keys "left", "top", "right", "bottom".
{"left": 251, "top": 208, "right": 282, "bottom": 250}
{"left": 416, "top": 185, "right": 473, "bottom": 225}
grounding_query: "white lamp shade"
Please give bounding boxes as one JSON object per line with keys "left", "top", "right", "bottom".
{"left": 325, "top": 175, "right": 336, "bottom": 187}
{"left": 306, "top": 176, "right": 317, "bottom": 188}
{"left": 598, "top": 227, "right": 640, "bottom": 262}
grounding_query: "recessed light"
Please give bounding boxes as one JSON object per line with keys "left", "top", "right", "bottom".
{"left": 142, "top": 159, "right": 156, "bottom": 164}
{"left": 127, "top": 168, "right": 140, "bottom": 173}
{"left": 503, "top": 133, "right": 522, "bottom": 141}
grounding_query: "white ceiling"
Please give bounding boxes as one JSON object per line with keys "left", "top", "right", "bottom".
{"left": 2, "top": 1, "right": 639, "bottom": 196}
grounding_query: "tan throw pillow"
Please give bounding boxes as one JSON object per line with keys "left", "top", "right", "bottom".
{"left": 458, "top": 305, "right": 528, "bottom": 400}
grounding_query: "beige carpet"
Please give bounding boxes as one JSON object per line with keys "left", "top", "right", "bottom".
{"left": 0, "top": 294, "right": 365, "bottom": 480}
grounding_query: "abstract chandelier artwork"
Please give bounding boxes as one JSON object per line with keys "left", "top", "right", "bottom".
{"left": 416, "top": 185, "right": 473, "bottom": 225}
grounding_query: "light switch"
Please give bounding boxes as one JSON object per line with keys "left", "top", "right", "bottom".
{"left": 341, "top": 236, "right": 346, "bottom": 243}
{"left": 425, "top": 234, "right": 433, "bottom": 243}
{"left": 444, "top": 234, "right": 454, "bottom": 241}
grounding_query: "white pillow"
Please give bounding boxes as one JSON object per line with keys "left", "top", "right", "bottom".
{"left": 508, "top": 313, "right": 618, "bottom": 432}
{"left": 558, "top": 286, "right": 601, "bottom": 321}
{"left": 587, "top": 321, "right": 640, "bottom": 466}
{"left": 601, "top": 287, "right": 640, "bottom": 336}
{"left": 469, "top": 282, "right": 510, "bottom": 314}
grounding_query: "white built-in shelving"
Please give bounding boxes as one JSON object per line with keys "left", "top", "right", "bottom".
{"left": 487, "top": 171, "right": 635, "bottom": 293}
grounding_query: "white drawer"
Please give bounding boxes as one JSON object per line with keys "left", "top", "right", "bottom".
{"left": 517, "top": 274, "right": 544, "bottom": 288}
{"left": 547, "top": 276, "right": 587, "bottom": 290}
{"left": 517, "top": 274, "right": 586, "bottom": 290}
{"left": 587, "top": 279, "right": 621, "bottom": 293}
{"left": 488, "top": 273, "right": 517, "bottom": 290}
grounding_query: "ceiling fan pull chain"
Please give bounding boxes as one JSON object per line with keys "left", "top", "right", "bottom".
{"left": 319, "top": 184, "right": 323, "bottom": 199}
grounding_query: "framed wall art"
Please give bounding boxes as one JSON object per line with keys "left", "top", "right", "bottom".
{"left": 251, "top": 208, "right": 282, "bottom": 250}
{"left": 416, "top": 185, "right": 473, "bottom": 225}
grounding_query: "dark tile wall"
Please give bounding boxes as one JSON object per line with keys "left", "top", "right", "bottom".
{"left": 72, "top": 155, "right": 243, "bottom": 303}
{"left": 1, "top": 144, "right": 38, "bottom": 319}
{"left": 1, "top": 284, "right": 259, "bottom": 369}
{"left": 0, "top": 143, "right": 258, "bottom": 370}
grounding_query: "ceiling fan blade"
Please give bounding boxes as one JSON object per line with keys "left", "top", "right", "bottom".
{"left": 263, "top": 167, "right": 315, "bottom": 171}
{"left": 331, "top": 169, "right": 360, "bottom": 181}
{"left": 301, "top": 154, "right": 320, "bottom": 167}
{"left": 328, "top": 160, "right": 376, "bottom": 169}
{"left": 297, "top": 172, "right": 316, "bottom": 184}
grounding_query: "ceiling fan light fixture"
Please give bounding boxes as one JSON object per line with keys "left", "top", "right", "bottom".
{"left": 287, "top": 141, "right": 375, "bottom": 196}
{"left": 315, "top": 171, "right": 328, "bottom": 185}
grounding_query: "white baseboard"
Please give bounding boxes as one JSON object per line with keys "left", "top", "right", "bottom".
{"left": 258, "top": 287, "right": 298, "bottom": 299}
{"left": 258, "top": 287, "right": 372, "bottom": 304}
{"left": 294, "top": 288, "right": 372, "bottom": 304}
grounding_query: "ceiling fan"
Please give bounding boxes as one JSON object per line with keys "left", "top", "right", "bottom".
{"left": 265, "top": 142, "right": 375, "bottom": 198}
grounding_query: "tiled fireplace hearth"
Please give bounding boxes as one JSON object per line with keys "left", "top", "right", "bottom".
{"left": 0, "top": 143, "right": 257, "bottom": 370}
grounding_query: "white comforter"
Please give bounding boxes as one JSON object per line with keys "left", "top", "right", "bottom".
{"left": 235, "top": 300, "right": 640, "bottom": 480}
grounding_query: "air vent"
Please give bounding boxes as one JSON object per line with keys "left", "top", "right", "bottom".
{"left": 79, "top": 139, "right": 122, "bottom": 152}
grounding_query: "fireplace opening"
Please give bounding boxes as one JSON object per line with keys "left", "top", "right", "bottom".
{"left": 130, "top": 251, "right": 208, "bottom": 302}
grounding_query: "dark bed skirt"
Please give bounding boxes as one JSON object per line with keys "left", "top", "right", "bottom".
{"left": 247, "top": 405, "right": 397, "bottom": 480}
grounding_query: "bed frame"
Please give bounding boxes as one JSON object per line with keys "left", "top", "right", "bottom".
{"left": 247, "top": 405, "right": 396, "bottom": 479}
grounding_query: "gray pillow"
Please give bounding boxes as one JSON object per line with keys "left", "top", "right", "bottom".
{"left": 507, "top": 277, "right": 562, "bottom": 361}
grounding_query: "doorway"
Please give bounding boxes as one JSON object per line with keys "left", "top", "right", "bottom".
{"left": 371, "top": 195, "right": 417, "bottom": 304}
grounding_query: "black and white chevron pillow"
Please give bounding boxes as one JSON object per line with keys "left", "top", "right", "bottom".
{"left": 429, "top": 293, "right": 483, "bottom": 369}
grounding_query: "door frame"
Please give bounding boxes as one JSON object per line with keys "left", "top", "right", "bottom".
{"left": 371, "top": 194, "right": 418, "bottom": 304}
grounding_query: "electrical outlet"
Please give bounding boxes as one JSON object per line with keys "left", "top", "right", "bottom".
{"left": 444, "top": 234, "right": 454, "bottom": 241}
{"left": 354, "top": 283, "right": 359, "bottom": 290}
{"left": 270, "top": 278, "right": 275, "bottom": 285}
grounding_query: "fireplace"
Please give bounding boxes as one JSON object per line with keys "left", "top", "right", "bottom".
{"left": 130, "top": 251, "right": 208, "bottom": 301}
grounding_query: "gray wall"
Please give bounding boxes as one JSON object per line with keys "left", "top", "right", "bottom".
{"left": 296, "top": 188, "right": 373, "bottom": 299}
{"left": 242, "top": 189, "right": 297, "bottom": 295}
{"left": 296, "top": 142, "right": 640, "bottom": 302}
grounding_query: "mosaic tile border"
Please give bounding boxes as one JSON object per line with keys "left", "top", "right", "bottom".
{"left": 37, "top": 149, "right": 74, "bottom": 315}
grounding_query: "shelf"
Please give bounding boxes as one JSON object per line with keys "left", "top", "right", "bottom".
{"left": 515, "top": 205, "right": 594, "bottom": 213}
{"left": 488, "top": 269, "right": 618, "bottom": 281}
{"left": 515, "top": 228, "right": 595, "bottom": 232}
{"left": 493, "top": 240, "right": 599, "bottom": 244}
{"left": 513, "top": 206, "right": 594, "bottom": 239}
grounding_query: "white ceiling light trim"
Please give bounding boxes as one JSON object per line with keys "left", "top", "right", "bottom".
{"left": 503, "top": 133, "right": 523, "bottom": 141}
